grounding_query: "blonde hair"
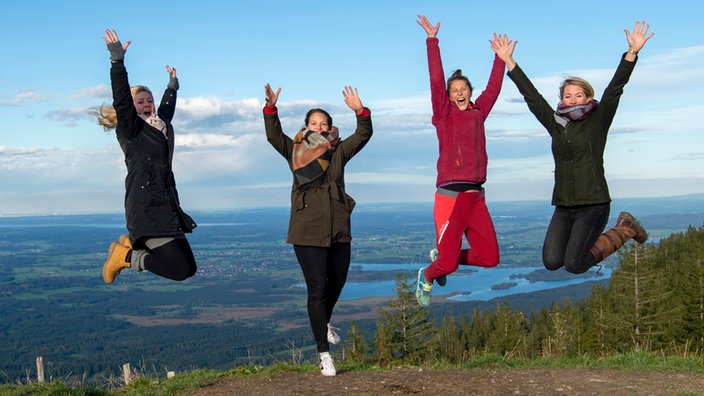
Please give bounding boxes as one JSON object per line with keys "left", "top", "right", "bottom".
{"left": 559, "top": 77, "right": 594, "bottom": 100}
{"left": 94, "top": 85, "right": 153, "bottom": 131}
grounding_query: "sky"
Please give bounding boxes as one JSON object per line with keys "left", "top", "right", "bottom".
{"left": 1, "top": 0, "right": 702, "bottom": 215}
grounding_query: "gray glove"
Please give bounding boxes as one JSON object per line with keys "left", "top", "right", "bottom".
{"left": 106, "top": 41, "right": 126, "bottom": 62}
{"left": 168, "top": 76, "right": 179, "bottom": 91}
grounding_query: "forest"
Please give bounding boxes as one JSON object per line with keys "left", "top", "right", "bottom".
{"left": 356, "top": 225, "right": 704, "bottom": 365}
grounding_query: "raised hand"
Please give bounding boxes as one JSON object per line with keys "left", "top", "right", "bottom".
{"left": 342, "top": 86, "right": 363, "bottom": 114}
{"left": 416, "top": 15, "right": 440, "bottom": 38}
{"left": 166, "top": 65, "right": 177, "bottom": 79}
{"left": 625, "top": 20, "right": 654, "bottom": 53}
{"left": 166, "top": 65, "right": 179, "bottom": 90}
{"left": 265, "top": 83, "right": 281, "bottom": 107}
{"left": 490, "top": 33, "right": 518, "bottom": 71}
{"left": 102, "top": 29, "right": 130, "bottom": 61}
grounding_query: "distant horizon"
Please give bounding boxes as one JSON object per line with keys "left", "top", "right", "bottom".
{"left": 2, "top": 192, "right": 703, "bottom": 218}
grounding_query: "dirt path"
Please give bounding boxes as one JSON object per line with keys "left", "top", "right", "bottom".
{"left": 185, "top": 367, "right": 704, "bottom": 395}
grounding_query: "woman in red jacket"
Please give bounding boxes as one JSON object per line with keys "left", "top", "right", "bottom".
{"left": 415, "top": 15, "right": 509, "bottom": 307}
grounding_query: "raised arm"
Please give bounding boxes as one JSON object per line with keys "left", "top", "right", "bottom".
{"left": 158, "top": 65, "right": 179, "bottom": 122}
{"left": 624, "top": 20, "right": 654, "bottom": 62}
{"left": 490, "top": 33, "right": 517, "bottom": 72}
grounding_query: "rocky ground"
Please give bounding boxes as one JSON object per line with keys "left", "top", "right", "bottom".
{"left": 184, "top": 367, "right": 704, "bottom": 395}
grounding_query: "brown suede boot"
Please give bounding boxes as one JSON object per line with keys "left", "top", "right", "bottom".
{"left": 118, "top": 234, "right": 132, "bottom": 250}
{"left": 614, "top": 211, "right": 648, "bottom": 244}
{"left": 589, "top": 211, "right": 648, "bottom": 263}
{"left": 103, "top": 241, "right": 132, "bottom": 284}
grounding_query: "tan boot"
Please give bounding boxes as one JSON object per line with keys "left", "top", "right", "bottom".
{"left": 118, "top": 234, "right": 132, "bottom": 249}
{"left": 103, "top": 241, "right": 131, "bottom": 284}
{"left": 589, "top": 211, "right": 648, "bottom": 263}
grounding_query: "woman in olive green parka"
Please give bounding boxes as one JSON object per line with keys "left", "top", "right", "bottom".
{"left": 263, "top": 84, "right": 372, "bottom": 376}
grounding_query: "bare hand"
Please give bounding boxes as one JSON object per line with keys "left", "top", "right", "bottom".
{"left": 416, "top": 15, "right": 440, "bottom": 38}
{"left": 625, "top": 20, "right": 654, "bottom": 53}
{"left": 265, "top": 83, "right": 281, "bottom": 107}
{"left": 166, "top": 65, "right": 177, "bottom": 78}
{"left": 342, "top": 86, "right": 363, "bottom": 113}
{"left": 490, "top": 33, "right": 518, "bottom": 70}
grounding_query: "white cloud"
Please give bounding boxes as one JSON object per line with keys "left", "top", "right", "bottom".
{"left": 2, "top": 45, "right": 704, "bottom": 215}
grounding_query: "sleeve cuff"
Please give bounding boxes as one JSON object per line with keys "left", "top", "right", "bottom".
{"left": 356, "top": 107, "right": 370, "bottom": 117}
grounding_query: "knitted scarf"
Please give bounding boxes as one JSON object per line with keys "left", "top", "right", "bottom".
{"left": 140, "top": 113, "right": 167, "bottom": 136}
{"left": 292, "top": 126, "right": 340, "bottom": 187}
{"left": 554, "top": 100, "right": 599, "bottom": 127}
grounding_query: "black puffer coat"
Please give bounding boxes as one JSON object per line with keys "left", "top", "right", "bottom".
{"left": 110, "top": 61, "right": 196, "bottom": 243}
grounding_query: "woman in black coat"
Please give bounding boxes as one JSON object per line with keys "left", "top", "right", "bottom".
{"left": 97, "top": 29, "right": 197, "bottom": 284}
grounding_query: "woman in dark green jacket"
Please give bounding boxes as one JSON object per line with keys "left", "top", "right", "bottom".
{"left": 492, "top": 21, "right": 654, "bottom": 274}
{"left": 263, "top": 84, "right": 372, "bottom": 376}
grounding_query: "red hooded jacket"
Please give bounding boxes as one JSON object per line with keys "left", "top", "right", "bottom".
{"left": 427, "top": 37, "right": 505, "bottom": 187}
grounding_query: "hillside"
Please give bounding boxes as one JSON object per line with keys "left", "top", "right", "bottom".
{"left": 1, "top": 197, "right": 704, "bottom": 384}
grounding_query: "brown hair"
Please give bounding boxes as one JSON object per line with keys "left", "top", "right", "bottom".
{"left": 446, "top": 69, "right": 473, "bottom": 94}
{"left": 304, "top": 108, "right": 333, "bottom": 130}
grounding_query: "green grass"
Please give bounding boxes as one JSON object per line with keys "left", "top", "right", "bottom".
{"left": 2, "top": 352, "right": 703, "bottom": 396}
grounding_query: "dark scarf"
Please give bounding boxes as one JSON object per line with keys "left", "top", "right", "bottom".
{"left": 554, "top": 100, "right": 599, "bottom": 127}
{"left": 291, "top": 127, "right": 340, "bottom": 187}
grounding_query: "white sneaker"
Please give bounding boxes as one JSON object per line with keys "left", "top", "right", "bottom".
{"left": 320, "top": 353, "right": 336, "bottom": 376}
{"left": 327, "top": 324, "right": 341, "bottom": 345}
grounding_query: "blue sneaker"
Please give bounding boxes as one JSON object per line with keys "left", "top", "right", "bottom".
{"left": 429, "top": 248, "right": 446, "bottom": 287}
{"left": 415, "top": 267, "right": 433, "bottom": 307}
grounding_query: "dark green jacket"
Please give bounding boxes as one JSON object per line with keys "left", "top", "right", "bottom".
{"left": 264, "top": 107, "right": 373, "bottom": 247}
{"left": 507, "top": 54, "right": 637, "bottom": 206}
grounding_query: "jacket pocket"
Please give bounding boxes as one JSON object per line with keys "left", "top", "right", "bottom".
{"left": 293, "top": 191, "right": 307, "bottom": 212}
{"left": 345, "top": 193, "right": 356, "bottom": 212}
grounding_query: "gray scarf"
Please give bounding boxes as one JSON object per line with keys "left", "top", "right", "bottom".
{"left": 554, "top": 100, "right": 599, "bottom": 127}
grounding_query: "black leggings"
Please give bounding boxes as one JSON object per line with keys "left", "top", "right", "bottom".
{"left": 143, "top": 238, "right": 197, "bottom": 281}
{"left": 294, "top": 243, "right": 351, "bottom": 353}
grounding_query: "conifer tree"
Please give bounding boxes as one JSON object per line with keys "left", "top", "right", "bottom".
{"left": 373, "top": 320, "right": 392, "bottom": 367}
{"left": 605, "top": 243, "right": 666, "bottom": 352}
{"left": 487, "top": 302, "right": 527, "bottom": 357}
{"left": 581, "top": 283, "right": 610, "bottom": 357}
{"left": 436, "top": 315, "right": 463, "bottom": 363}
{"left": 375, "top": 273, "right": 435, "bottom": 364}
{"left": 344, "top": 320, "right": 369, "bottom": 365}
{"left": 463, "top": 307, "right": 492, "bottom": 355}
{"left": 526, "top": 307, "right": 552, "bottom": 358}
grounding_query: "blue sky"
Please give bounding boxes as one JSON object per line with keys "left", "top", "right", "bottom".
{"left": 1, "top": 1, "right": 702, "bottom": 215}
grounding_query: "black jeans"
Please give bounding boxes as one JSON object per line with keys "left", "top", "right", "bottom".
{"left": 542, "top": 203, "right": 610, "bottom": 274}
{"left": 143, "top": 238, "right": 197, "bottom": 281}
{"left": 294, "top": 243, "right": 351, "bottom": 353}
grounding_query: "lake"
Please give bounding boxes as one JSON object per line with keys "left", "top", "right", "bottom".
{"left": 339, "top": 263, "right": 612, "bottom": 301}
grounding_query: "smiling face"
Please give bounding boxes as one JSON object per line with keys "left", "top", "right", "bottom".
{"left": 561, "top": 84, "right": 591, "bottom": 106}
{"left": 133, "top": 90, "right": 155, "bottom": 117}
{"left": 449, "top": 80, "right": 472, "bottom": 111}
{"left": 306, "top": 111, "right": 331, "bottom": 132}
